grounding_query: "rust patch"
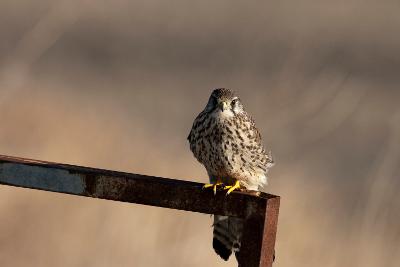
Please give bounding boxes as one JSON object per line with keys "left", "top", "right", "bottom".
{"left": 82, "top": 172, "right": 97, "bottom": 196}
{"left": 95, "top": 176, "right": 131, "bottom": 199}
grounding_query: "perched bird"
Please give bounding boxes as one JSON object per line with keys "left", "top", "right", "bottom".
{"left": 187, "top": 88, "right": 274, "bottom": 261}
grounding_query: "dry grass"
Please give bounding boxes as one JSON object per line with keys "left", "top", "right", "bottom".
{"left": 0, "top": 1, "right": 399, "bottom": 266}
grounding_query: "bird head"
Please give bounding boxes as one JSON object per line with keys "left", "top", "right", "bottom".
{"left": 205, "top": 88, "right": 244, "bottom": 116}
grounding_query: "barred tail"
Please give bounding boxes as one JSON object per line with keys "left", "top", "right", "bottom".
{"left": 212, "top": 215, "right": 243, "bottom": 261}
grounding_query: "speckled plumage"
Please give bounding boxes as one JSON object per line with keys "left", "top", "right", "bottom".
{"left": 188, "top": 88, "right": 273, "bottom": 190}
{"left": 187, "top": 88, "right": 274, "bottom": 261}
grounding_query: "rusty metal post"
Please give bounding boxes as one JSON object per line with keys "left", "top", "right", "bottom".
{"left": 237, "top": 196, "right": 280, "bottom": 267}
{"left": 0, "top": 154, "right": 280, "bottom": 267}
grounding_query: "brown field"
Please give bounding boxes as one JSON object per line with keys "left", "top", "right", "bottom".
{"left": 0, "top": 1, "right": 399, "bottom": 266}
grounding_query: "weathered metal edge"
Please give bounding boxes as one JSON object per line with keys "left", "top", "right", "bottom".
{"left": 0, "top": 154, "right": 279, "bottom": 218}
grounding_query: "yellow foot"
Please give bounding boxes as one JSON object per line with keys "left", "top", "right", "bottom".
{"left": 203, "top": 182, "right": 223, "bottom": 195}
{"left": 224, "top": 180, "right": 241, "bottom": 195}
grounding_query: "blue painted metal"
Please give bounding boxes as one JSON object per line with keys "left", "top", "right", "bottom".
{"left": 0, "top": 154, "right": 280, "bottom": 267}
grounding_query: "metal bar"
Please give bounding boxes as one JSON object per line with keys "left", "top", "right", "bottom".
{"left": 237, "top": 197, "right": 280, "bottom": 267}
{"left": 260, "top": 197, "right": 280, "bottom": 266}
{"left": 0, "top": 154, "right": 280, "bottom": 267}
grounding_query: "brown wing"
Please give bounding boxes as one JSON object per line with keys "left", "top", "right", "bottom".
{"left": 245, "top": 112, "right": 274, "bottom": 168}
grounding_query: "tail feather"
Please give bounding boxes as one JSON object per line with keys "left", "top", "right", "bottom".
{"left": 213, "top": 215, "right": 277, "bottom": 263}
{"left": 213, "top": 215, "right": 243, "bottom": 261}
{"left": 213, "top": 238, "right": 231, "bottom": 261}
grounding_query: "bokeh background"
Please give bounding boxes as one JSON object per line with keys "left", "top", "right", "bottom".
{"left": 1, "top": 1, "right": 399, "bottom": 266}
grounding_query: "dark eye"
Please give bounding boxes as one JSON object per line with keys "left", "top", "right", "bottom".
{"left": 231, "top": 98, "right": 238, "bottom": 106}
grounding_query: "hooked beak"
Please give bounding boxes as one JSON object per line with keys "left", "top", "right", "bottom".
{"left": 218, "top": 101, "right": 228, "bottom": 111}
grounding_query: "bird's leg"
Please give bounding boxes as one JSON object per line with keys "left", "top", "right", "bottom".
{"left": 224, "top": 180, "right": 241, "bottom": 195}
{"left": 203, "top": 181, "right": 224, "bottom": 195}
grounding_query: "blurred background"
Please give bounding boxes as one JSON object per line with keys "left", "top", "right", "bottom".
{"left": 0, "top": 0, "right": 399, "bottom": 266}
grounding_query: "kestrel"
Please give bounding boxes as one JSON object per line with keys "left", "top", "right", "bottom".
{"left": 187, "top": 88, "right": 274, "bottom": 261}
